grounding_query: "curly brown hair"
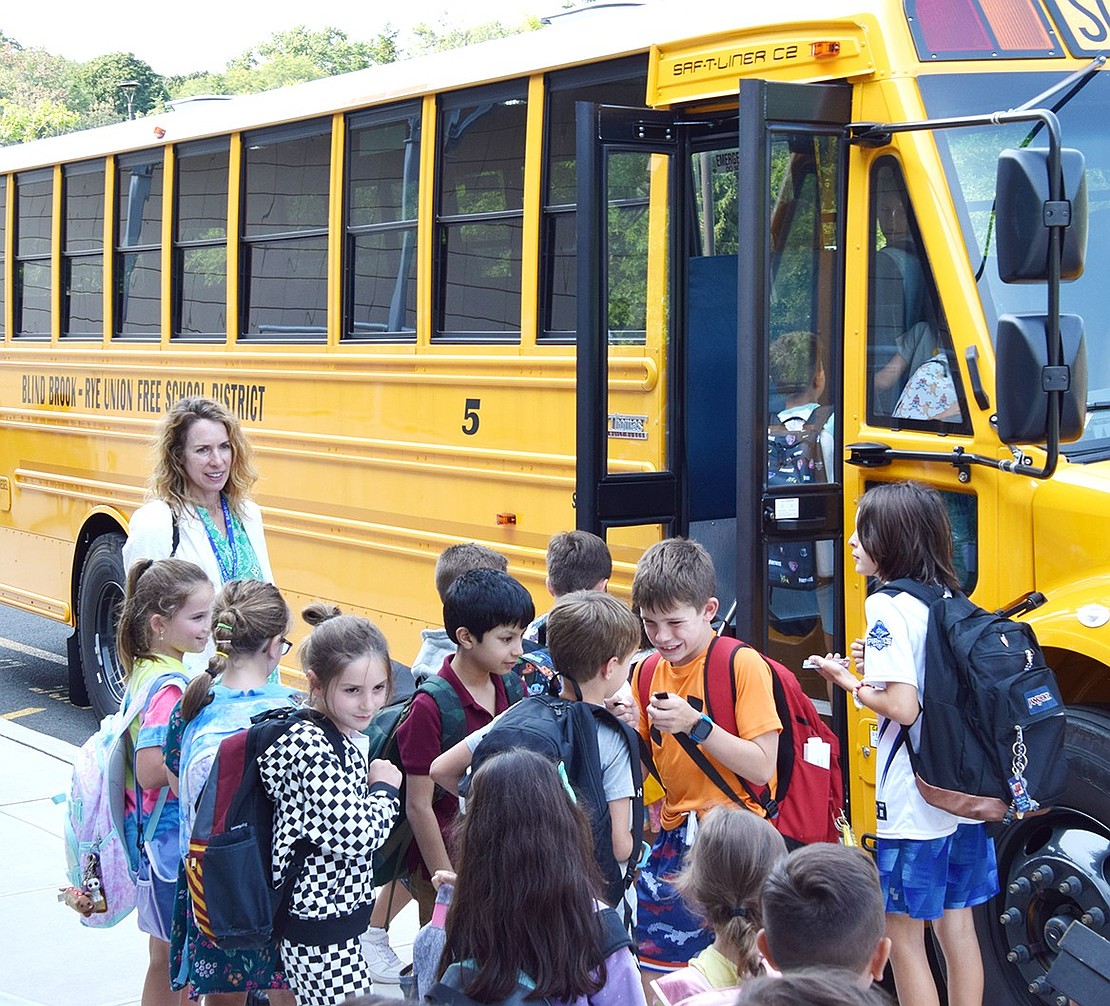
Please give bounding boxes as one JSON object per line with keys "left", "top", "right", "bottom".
{"left": 148, "top": 397, "right": 258, "bottom": 517}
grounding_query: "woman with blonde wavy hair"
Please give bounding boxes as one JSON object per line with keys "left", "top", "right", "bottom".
{"left": 123, "top": 397, "right": 274, "bottom": 671}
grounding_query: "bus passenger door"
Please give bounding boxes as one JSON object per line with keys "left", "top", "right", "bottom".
{"left": 575, "top": 103, "right": 680, "bottom": 557}
{"left": 734, "top": 81, "right": 851, "bottom": 703}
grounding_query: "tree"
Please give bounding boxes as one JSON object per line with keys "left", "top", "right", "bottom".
{"left": 228, "top": 25, "right": 394, "bottom": 77}
{"left": 0, "top": 97, "right": 81, "bottom": 144}
{"left": 409, "top": 17, "right": 540, "bottom": 55}
{"left": 75, "top": 53, "right": 167, "bottom": 119}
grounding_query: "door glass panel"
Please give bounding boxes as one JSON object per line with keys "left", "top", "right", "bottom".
{"left": 763, "top": 130, "right": 842, "bottom": 698}
{"left": 605, "top": 149, "right": 668, "bottom": 482}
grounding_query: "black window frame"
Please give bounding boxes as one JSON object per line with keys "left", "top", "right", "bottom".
{"left": 541, "top": 56, "right": 649, "bottom": 343}
{"left": 866, "top": 156, "right": 972, "bottom": 436}
{"left": 14, "top": 168, "right": 53, "bottom": 340}
{"left": 239, "top": 118, "right": 332, "bottom": 343}
{"left": 62, "top": 160, "right": 106, "bottom": 340}
{"left": 344, "top": 101, "right": 423, "bottom": 343}
{"left": 433, "top": 79, "right": 529, "bottom": 343}
{"left": 173, "top": 137, "right": 231, "bottom": 342}
{"left": 0, "top": 175, "right": 7, "bottom": 338}
{"left": 115, "top": 149, "right": 165, "bottom": 340}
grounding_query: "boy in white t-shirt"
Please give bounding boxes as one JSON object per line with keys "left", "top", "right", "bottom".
{"left": 809, "top": 481, "right": 998, "bottom": 1006}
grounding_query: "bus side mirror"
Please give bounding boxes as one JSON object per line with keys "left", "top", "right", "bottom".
{"left": 995, "top": 313, "right": 1087, "bottom": 443}
{"left": 996, "top": 147, "right": 1087, "bottom": 283}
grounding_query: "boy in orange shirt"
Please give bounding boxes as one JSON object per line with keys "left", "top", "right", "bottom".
{"left": 631, "top": 538, "right": 781, "bottom": 977}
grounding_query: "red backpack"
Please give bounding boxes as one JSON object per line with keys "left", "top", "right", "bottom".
{"left": 637, "top": 634, "right": 843, "bottom": 847}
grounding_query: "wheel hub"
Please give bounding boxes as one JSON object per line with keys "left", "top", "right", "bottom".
{"left": 997, "top": 819, "right": 1110, "bottom": 1002}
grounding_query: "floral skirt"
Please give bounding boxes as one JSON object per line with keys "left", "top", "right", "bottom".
{"left": 169, "top": 860, "right": 291, "bottom": 996}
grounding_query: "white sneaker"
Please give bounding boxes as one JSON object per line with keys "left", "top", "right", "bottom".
{"left": 360, "top": 925, "right": 405, "bottom": 984}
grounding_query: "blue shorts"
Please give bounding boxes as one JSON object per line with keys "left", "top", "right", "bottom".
{"left": 876, "top": 823, "right": 1000, "bottom": 920}
{"left": 635, "top": 824, "right": 713, "bottom": 971}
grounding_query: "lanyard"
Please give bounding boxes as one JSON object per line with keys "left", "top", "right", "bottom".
{"left": 200, "top": 494, "right": 238, "bottom": 583}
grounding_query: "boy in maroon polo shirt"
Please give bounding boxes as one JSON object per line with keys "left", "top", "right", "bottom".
{"left": 396, "top": 568, "right": 534, "bottom": 924}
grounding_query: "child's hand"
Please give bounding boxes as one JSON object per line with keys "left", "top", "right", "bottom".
{"left": 604, "top": 694, "right": 637, "bottom": 726}
{"left": 850, "top": 638, "right": 865, "bottom": 673}
{"left": 368, "top": 758, "right": 402, "bottom": 790}
{"left": 806, "top": 653, "right": 855, "bottom": 694}
{"left": 646, "top": 692, "right": 700, "bottom": 735}
{"left": 431, "top": 869, "right": 457, "bottom": 890}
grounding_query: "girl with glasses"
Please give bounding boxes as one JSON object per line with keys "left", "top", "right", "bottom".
{"left": 162, "top": 579, "right": 302, "bottom": 1006}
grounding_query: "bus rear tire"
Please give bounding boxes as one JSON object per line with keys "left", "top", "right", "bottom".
{"left": 75, "top": 532, "right": 127, "bottom": 720}
{"left": 978, "top": 705, "right": 1110, "bottom": 1005}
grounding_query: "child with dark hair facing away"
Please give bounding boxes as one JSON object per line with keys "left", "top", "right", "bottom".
{"left": 431, "top": 589, "right": 642, "bottom": 913}
{"left": 651, "top": 805, "right": 787, "bottom": 1006}
{"left": 410, "top": 542, "right": 508, "bottom": 683}
{"left": 116, "top": 558, "right": 215, "bottom": 1006}
{"left": 758, "top": 843, "right": 891, "bottom": 986}
{"left": 162, "top": 579, "right": 300, "bottom": 1004}
{"left": 425, "top": 749, "right": 646, "bottom": 1006}
{"left": 257, "top": 603, "right": 402, "bottom": 1006}
{"left": 398, "top": 568, "right": 534, "bottom": 924}
{"left": 808, "top": 482, "right": 998, "bottom": 1006}
{"left": 630, "top": 538, "right": 781, "bottom": 978}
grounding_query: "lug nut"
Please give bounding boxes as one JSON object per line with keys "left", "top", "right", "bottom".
{"left": 1055, "top": 996, "right": 1069, "bottom": 1006}
{"left": 1081, "top": 908, "right": 1106, "bottom": 928}
{"left": 1008, "top": 877, "right": 1032, "bottom": 897}
{"left": 1031, "top": 865, "right": 1055, "bottom": 886}
{"left": 1058, "top": 875, "right": 1082, "bottom": 896}
{"left": 1028, "top": 976, "right": 1048, "bottom": 995}
{"left": 1007, "top": 944, "right": 1030, "bottom": 963}
{"left": 1000, "top": 907, "right": 1023, "bottom": 926}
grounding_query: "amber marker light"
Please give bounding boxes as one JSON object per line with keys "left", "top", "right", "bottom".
{"left": 811, "top": 41, "right": 841, "bottom": 59}
{"left": 496, "top": 513, "right": 517, "bottom": 526}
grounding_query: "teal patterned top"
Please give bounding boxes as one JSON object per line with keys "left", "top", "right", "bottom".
{"left": 196, "top": 499, "right": 264, "bottom": 584}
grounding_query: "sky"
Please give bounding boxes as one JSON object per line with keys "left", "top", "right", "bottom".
{"left": 1, "top": 0, "right": 559, "bottom": 76}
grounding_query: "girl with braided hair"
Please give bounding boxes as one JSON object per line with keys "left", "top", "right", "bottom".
{"left": 161, "top": 579, "right": 301, "bottom": 1005}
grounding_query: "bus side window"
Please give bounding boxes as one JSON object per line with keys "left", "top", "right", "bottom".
{"left": 867, "top": 159, "right": 967, "bottom": 429}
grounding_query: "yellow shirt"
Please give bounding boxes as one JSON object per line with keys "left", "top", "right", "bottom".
{"left": 634, "top": 638, "right": 781, "bottom": 830}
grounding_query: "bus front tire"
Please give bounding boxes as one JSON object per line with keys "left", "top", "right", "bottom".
{"left": 978, "top": 705, "right": 1110, "bottom": 1005}
{"left": 74, "top": 532, "right": 127, "bottom": 720}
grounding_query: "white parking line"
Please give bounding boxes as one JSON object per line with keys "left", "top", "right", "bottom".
{"left": 0, "top": 637, "right": 67, "bottom": 666}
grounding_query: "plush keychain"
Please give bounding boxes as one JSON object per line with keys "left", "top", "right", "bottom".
{"left": 59, "top": 852, "right": 109, "bottom": 916}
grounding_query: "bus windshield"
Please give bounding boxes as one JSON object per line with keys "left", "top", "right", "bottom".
{"left": 921, "top": 70, "right": 1110, "bottom": 460}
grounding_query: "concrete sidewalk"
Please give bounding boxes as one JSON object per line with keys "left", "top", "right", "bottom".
{"left": 0, "top": 718, "right": 416, "bottom": 1005}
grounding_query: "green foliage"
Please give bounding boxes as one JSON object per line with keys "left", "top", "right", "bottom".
{"left": 409, "top": 18, "right": 538, "bottom": 55}
{"left": 0, "top": 16, "right": 535, "bottom": 144}
{"left": 227, "top": 24, "right": 391, "bottom": 77}
{"left": 75, "top": 52, "right": 168, "bottom": 117}
{"left": 0, "top": 97, "right": 81, "bottom": 144}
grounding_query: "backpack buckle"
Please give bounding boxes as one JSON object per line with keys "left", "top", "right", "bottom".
{"left": 763, "top": 798, "right": 780, "bottom": 820}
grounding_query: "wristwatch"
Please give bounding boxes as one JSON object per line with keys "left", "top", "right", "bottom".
{"left": 688, "top": 713, "right": 714, "bottom": 745}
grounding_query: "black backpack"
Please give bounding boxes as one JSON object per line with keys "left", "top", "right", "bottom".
{"left": 185, "top": 706, "right": 370, "bottom": 949}
{"left": 878, "top": 579, "right": 1068, "bottom": 822}
{"left": 465, "top": 695, "right": 643, "bottom": 911}
{"left": 424, "top": 905, "right": 633, "bottom": 1005}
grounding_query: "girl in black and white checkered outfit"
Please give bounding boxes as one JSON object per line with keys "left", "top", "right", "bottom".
{"left": 258, "top": 602, "right": 402, "bottom": 1005}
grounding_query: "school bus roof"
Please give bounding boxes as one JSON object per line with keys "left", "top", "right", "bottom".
{"left": 0, "top": 0, "right": 1080, "bottom": 172}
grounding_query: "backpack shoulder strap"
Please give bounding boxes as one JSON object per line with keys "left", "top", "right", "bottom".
{"left": 596, "top": 904, "right": 635, "bottom": 957}
{"left": 803, "top": 403, "right": 834, "bottom": 432}
{"left": 634, "top": 652, "right": 661, "bottom": 719}
{"left": 876, "top": 578, "right": 943, "bottom": 607}
{"left": 701, "top": 633, "right": 742, "bottom": 735}
{"left": 170, "top": 515, "right": 180, "bottom": 556}
{"left": 419, "top": 674, "right": 469, "bottom": 752}
{"left": 503, "top": 667, "right": 525, "bottom": 705}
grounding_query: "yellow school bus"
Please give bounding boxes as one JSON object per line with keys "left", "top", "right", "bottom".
{"left": 2, "top": 2, "right": 1109, "bottom": 998}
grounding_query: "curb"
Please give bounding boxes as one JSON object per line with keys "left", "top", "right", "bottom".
{"left": 0, "top": 717, "right": 78, "bottom": 765}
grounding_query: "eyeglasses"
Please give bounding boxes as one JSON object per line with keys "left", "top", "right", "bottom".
{"left": 280, "top": 637, "right": 293, "bottom": 656}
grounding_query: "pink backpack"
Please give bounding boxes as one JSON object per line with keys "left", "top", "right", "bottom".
{"left": 63, "top": 671, "right": 185, "bottom": 928}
